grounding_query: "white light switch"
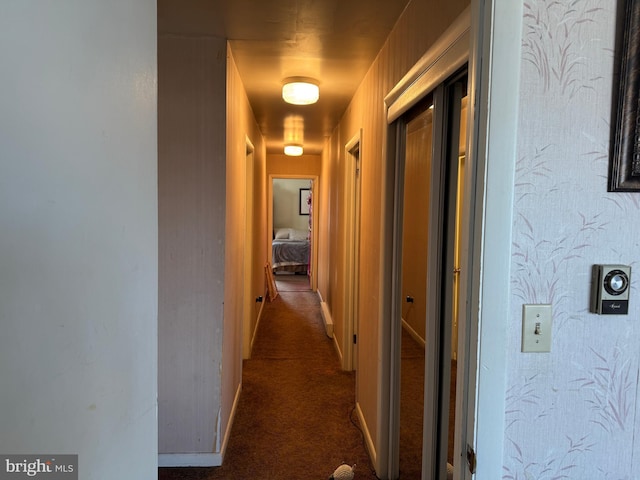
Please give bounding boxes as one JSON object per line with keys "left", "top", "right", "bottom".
{"left": 521, "top": 304, "right": 552, "bottom": 352}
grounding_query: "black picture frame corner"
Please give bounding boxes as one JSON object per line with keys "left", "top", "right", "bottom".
{"left": 609, "top": 0, "right": 640, "bottom": 192}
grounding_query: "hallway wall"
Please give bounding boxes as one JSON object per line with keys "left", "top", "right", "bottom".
{"left": 158, "top": 34, "right": 227, "bottom": 457}
{"left": 158, "top": 36, "right": 266, "bottom": 463}
{"left": 226, "top": 44, "right": 267, "bottom": 440}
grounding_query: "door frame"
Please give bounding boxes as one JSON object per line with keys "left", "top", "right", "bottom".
{"left": 464, "top": 0, "right": 522, "bottom": 477}
{"left": 242, "top": 136, "right": 255, "bottom": 360}
{"left": 343, "top": 130, "right": 363, "bottom": 372}
{"left": 267, "top": 174, "right": 319, "bottom": 292}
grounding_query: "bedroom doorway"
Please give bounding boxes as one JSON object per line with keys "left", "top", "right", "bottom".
{"left": 268, "top": 175, "right": 318, "bottom": 292}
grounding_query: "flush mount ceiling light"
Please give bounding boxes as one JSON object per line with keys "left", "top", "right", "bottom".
{"left": 283, "top": 115, "right": 304, "bottom": 156}
{"left": 284, "top": 144, "right": 304, "bottom": 156}
{"left": 282, "top": 78, "right": 319, "bottom": 105}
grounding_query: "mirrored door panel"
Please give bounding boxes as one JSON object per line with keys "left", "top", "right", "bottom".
{"left": 399, "top": 97, "right": 434, "bottom": 479}
{"left": 395, "top": 70, "right": 468, "bottom": 480}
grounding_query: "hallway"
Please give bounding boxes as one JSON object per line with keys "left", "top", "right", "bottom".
{"left": 158, "top": 288, "right": 378, "bottom": 480}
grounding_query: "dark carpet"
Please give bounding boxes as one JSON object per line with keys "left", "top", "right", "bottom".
{"left": 399, "top": 330, "right": 457, "bottom": 478}
{"left": 399, "top": 330, "right": 424, "bottom": 479}
{"left": 274, "top": 273, "right": 310, "bottom": 292}
{"left": 158, "top": 290, "right": 379, "bottom": 480}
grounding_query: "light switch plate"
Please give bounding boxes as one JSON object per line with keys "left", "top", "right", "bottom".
{"left": 521, "top": 304, "right": 552, "bottom": 352}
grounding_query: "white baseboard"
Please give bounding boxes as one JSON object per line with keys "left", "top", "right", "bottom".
{"left": 250, "top": 291, "right": 267, "bottom": 353}
{"left": 333, "top": 333, "right": 343, "bottom": 365}
{"left": 159, "top": 382, "right": 242, "bottom": 468}
{"left": 220, "top": 381, "right": 242, "bottom": 457}
{"left": 401, "top": 318, "right": 425, "bottom": 348}
{"left": 319, "top": 299, "right": 333, "bottom": 338}
{"left": 355, "top": 402, "right": 376, "bottom": 470}
{"left": 158, "top": 453, "right": 222, "bottom": 467}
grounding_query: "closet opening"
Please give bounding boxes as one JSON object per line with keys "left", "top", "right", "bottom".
{"left": 389, "top": 67, "right": 471, "bottom": 480}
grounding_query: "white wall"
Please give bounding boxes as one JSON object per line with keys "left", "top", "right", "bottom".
{"left": 0, "top": 2, "right": 158, "bottom": 479}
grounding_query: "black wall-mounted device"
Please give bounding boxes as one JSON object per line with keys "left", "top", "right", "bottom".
{"left": 590, "top": 264, "right": 631, "bottom": 314}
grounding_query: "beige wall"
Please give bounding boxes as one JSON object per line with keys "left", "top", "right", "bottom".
{"left": 267, "top": 153, "right": 322, "bottom": 177}
{"left": 225, "top": 44, "right": 267, "bottom": 436}
{"left": 325, "top": 0, "right": 470, "bottom": 468}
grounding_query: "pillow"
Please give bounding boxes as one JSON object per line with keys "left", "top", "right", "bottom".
{"left": 290, "top": 229, "right": 309, "bottom": 241}
{"left": 274, "top": 228, "right": 290, "bottom": 240}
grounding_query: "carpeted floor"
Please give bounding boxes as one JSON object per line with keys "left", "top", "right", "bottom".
{"left": 158, "top": 289, "right": 456, "bottom": 480}
{"left": 274, "top": 272, "right": 310, "bottom": 292}
{"left": 399, "top": 330, "right": 457, "bottom": 477}
{"left": 158, "top": 290, "right": 379, "bottom": 480}
{"left": 400, "top": 330, "right": 425, "bottom": 479}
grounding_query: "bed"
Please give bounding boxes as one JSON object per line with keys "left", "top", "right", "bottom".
{"left": 272, "top": 228, "right": 310, "bottom": 274}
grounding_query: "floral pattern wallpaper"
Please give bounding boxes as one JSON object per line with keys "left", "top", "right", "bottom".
{"left": 503, "top": 0, "right": 640, "bottom": 478}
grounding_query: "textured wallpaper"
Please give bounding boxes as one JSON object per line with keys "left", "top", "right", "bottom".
{"left": 503, "top": 1, "right": 640, "bottom": 479}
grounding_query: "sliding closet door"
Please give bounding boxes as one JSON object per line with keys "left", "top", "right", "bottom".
{"left": 395, "top": 69, "right": 468, "bottom": 480}
{"left": 399, "top": 94, "right": 434, "bottom": 480}
{"left": 436, "top": 74, "right": 467, "bottom": 480}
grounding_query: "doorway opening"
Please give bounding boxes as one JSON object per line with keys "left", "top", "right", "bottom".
{"left": 268, "top": 175, "right": 318, "bottom": 293}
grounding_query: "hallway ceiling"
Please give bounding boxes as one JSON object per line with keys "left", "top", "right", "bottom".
{"left": 158, "top": 0, "right": 412, "bottom": 154}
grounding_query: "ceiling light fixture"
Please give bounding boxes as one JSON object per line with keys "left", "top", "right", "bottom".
{"left": 282, "top": 78, "right": 319, "bottom": 105}
{"left": 283, "top": 115, "right": 304, "bottom": 156}
{"left": 284, "top": 144, "right": 304, "bottom": 156}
